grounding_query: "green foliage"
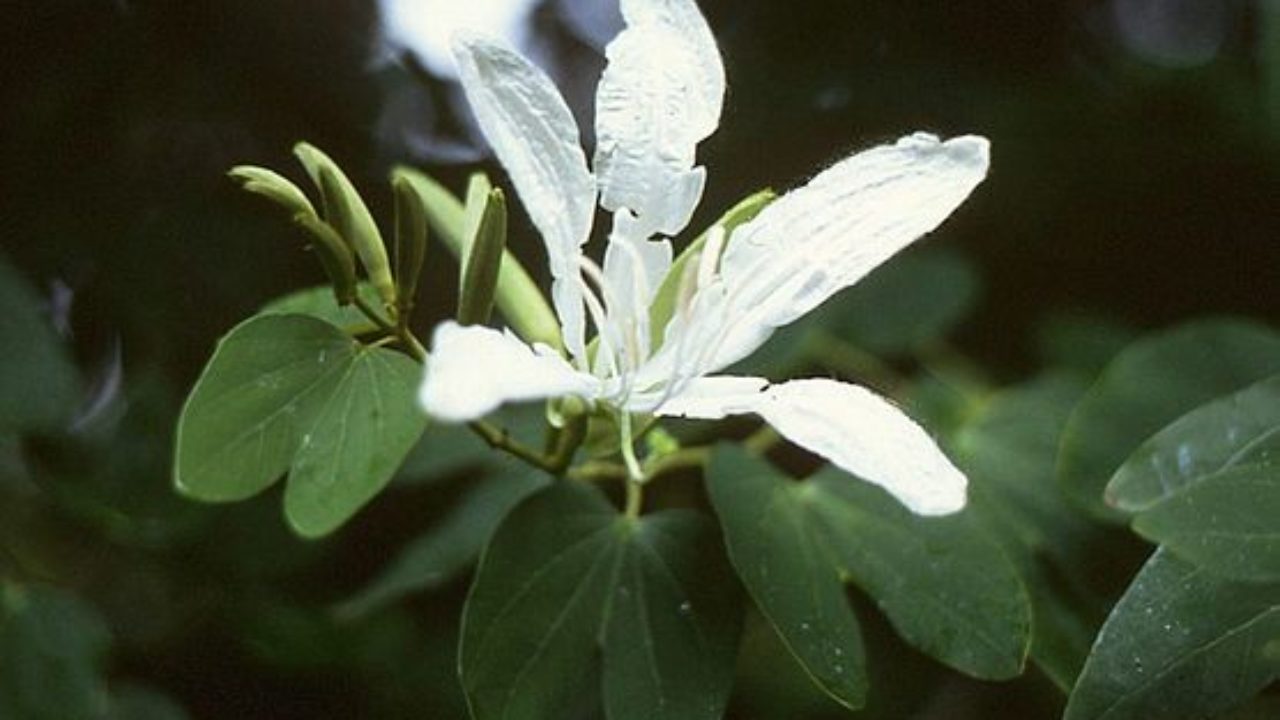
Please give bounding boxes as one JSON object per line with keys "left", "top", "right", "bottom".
{"left": 1133, "top": 467, "right": 1280, "bottom": 582}
{"left": 0, "top": 584, "right": 111, "bottom": 720}
{"left": 954, "top": 373, "right": 1105, "bottom": 689}
{"left": 1057, "top": 319, "right": 1280, "bottom": 520}
{"left": 0, "top": 254, "right": 80, "bottom": 433}
{"left": 810, "top": 247, "right": 979, "bottom": 356}
{"left": 1108, "top": 373, "right": 1280, "bottom": 513}
{"left": 174, "top": 314, "right": 426, "bottom": 537}
{"left": 257, "top": 283, "right": 382, "bottom": 330}
{"left": 337, "top": 464, "right": 548, "bottom": 618}
{"left": 1064, "top": 549, "right": 1280, "bottom": 720}
{"left": 459, "top": 481, "right": 742, "bottom": 720}
{"left": 707, "top": 446, "right": 1031, "bottom": 709}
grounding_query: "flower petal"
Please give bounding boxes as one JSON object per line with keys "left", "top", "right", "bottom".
{"left": 593, "top": 0, "right": 723, "bottom": 237}
{"left": 419, "top": 321, "right": 600, "bottom": 422}
{"left": 452, "top": 32, "right": 597, "bottom": 358}
{"left": 653, "top": 376, "right": 967, "bottom": 515}
{"left": 703, "top": 133, "right": 990, "bottom": 372}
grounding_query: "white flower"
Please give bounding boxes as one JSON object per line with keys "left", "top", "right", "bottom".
{"left": 419, "top": 0, "right": 989, "bottom": 516}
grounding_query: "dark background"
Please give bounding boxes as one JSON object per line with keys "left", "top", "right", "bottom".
{"left": 1, "top": 1, "right": 1277, "bottom": 718}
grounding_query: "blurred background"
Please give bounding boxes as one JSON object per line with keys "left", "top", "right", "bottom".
{"left": 1, "top": 1, "right": 1278, "bottom": 718}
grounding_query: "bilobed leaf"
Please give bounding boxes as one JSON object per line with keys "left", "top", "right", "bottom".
{"left": 1107, "top": 373, "right": 1280, "bottom": 513}
{"left": 283, "top": 343, "right": 427, "bottom": 537}
{"left": 336, "top": 466, "right": 548, "bottom": 618}
{"left": 1065, "top": 548, "right": 1280, "bottom": 720}
{"left": 0, "top": 584, "right": 112, "bottom": 720}
{"left": 1057, "top": 319, "right": 1280, "bottom": 521}
{"left": 1133, "top": 466, "right": 1280, "bottom": 581}
{"left": 708, "top": 446, "right": 1031, "bottom": 706}
{"left": 459, "top": 481, "right": 741, "bottom": 720}
{"left": 174, "top": 314, "right": 426, "bottom": 536}
{"left": 0, "top": 254, "right": 80, "bottom": 433}
{"left": 705, "top": 445, "right": 868, "bottom": 710}
{"left": 803, "top": 470, "right": 1031, "bottom": 680}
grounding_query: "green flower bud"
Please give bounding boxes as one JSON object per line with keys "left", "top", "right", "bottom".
{"left": 456, "top": 188, "right": 507, "bottom": 326}
{"left": 391, "top": 172, "right": 428, "bottom": 319}
{"left": 293, "top": 143, "right": 397, "bottom": 309}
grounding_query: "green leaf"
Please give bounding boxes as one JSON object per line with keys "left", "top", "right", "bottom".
{"left": 803, "top": 469, "right": 1031, "bottom": 680}
{"left": 394, "top": 167, "right": 561, "bottom": 349}
{"left": 705, "top": 445, "right": 868, "bottom": 710}
{"left": 282, "top": 342, "right": 428, "bottom": 537}
{"left": 0, "top": 254, "right": 80, "bottom": 433}
{"left": 335, "top": 465, "right": 549, "bottom": 618}
{"left": 257, "top": 283, "right": 382, "bottom": 330}
{"left": 811, "top": 247, "right": 980, "bottom": 355}
{"left": 0, "top": 584, "right": 112, "bottom": 720}
{"left": 1057, "top": 319, "right": 1280, "bottom": 521}
{"left": 1108, "top": 373, "right": 1280, "bottom": 513}
{"left": 954, "top": 373, "right": 1104, "bottom": 689}
{"left": 459, "top": 481, "right": 742, "bottom": 720}
{"left": 174, "top": 314, "right": 426, "bottom": 536}
{"left": 1064, "top": 548, "right": 1280, "bottom": 720}
{"left": 1133, "top": 466, "right": 1280, "bottom": 581}
{"left": 708, "top": 446, "right": 1030, "bottom": 705}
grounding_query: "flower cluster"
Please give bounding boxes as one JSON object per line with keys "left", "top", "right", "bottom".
{"left": 419, "top": 0, "right": 989, "bottom": 515}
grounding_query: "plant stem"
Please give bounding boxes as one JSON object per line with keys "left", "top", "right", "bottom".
{"left": 624, "top": 476, "right": 643, "bottom": 519}
{"left": 354, "top": 295, "right": 427, "bottom": 362}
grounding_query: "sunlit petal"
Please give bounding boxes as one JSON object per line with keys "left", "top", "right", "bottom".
{"left": 654, "top": 376, "right": 967, "bottom": 515}
{"left": 594, "top": 0, "right": 723, "bottom": 237}
{"left": 452, "top": 32, "right": 597, "bottom": 358}
{"left": 701, "top": 133, "right": 990, "bottom": 372}
{"left": 419, "top": 321, "right": 600, "bottom": 422}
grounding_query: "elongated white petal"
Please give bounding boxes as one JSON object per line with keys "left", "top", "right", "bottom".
{"left": 593, "top": 0, "right": 723, "bottom": 237}
{"left": 452, "top": 33, "right": 597, "bottom": 358}
{"left": 700, "top": 133, "right": 990, "bottom": 372}
{"left": 654, "top": 376, "right": 967, "bottom": 515}
{"left": 420, "top": 321, "right": 600, "bottom": 422}
{"left": 600, "top": 214, "right": 673, "bottom": 366}
{"left": 634, "top": 374, "right": 767, "bottom": 415}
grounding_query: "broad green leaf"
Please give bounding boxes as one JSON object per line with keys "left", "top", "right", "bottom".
{"left": 706, "top": 445, "right": 868, "bottom": 710}
{"left": 0, "top": 254, "right": 80, "bottom": 433}
{"left": 394, "top": 167, "right": 561, "bottom": 349}
{"left": 954, "top": 373, "right": 1104, "bottom": 689}
{"left": 803, "top": 470, "right": 1031, "bottom": 680}
{"left": 1108, "top": 373, "right": 1280, "bottom": 513}
{"left": 335, "top": 466, "right": 548, "bottom": 618}
{"left": 0, "top": 584, "right": 111, "bottom": 720}
{"left": 1133, "top": 466, "right": 1280, "bottom": 581}
{"left": 174, "top": 314, "right": 426, "bottom": 536}
{"left": 459, "top": 481, "right": 741, "bottom": 720}
{"left": 282, "top": 341, "right": 428, "bottom": 537}
{"left": 1058, "top": 319, "right": 1280, "bottom": 520}
{"left": 1065, "top": 548, "right": 1280, "bottom": 720}
{"left": 811, "top": 247, "right": 979, "bottom": 356}
{"left": 257, "top": 283, "right": 382, "bottom": 330}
